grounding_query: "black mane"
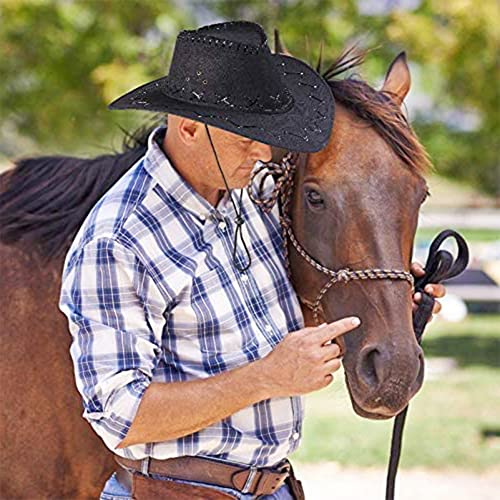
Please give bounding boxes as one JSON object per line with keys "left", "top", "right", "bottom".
{"left": 0, "top": 122, "right": 161, "bottom": 260}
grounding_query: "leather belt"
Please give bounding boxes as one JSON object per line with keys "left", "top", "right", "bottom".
{"left": 115, "top": 455, "right": 291, "bottom": 497}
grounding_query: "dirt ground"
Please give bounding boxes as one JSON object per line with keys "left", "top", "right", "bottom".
{"left": 293, "top": 462, "right": 500, "bottom": 499}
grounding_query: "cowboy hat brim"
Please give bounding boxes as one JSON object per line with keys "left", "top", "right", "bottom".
{"left": 108, "top": 53, "right": 334, "bottom": 153}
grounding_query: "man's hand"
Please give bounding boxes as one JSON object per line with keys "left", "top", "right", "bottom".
{"left": 411, "top": 261, "right": 447, "bottom": 322}
{"left": 260, "top": 317, "right": 361, "bottom": 398}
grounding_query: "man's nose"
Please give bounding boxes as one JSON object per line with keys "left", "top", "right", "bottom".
{"left": 251, "top": 141, "right": 272, "bottom": 163}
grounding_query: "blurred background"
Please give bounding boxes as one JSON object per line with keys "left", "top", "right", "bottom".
{"left": 0, "top": 1, "right": 498, "bottom": 498}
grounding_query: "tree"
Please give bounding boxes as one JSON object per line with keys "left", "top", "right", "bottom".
{"left": 0, "top": 0, "right": 191, "bottom": 156}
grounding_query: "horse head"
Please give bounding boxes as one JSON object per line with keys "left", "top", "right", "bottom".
{"left": 276, "top": 44, "right": 431, "bottom": 420}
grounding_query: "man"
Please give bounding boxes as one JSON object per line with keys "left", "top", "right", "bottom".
{"left": 59, "top": 21, "right": 444, "bottom": 499}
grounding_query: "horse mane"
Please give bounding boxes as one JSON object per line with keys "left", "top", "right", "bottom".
{"left": 318, "top": 46, "right": 432, "bottom": 175}
{"left": 0, "top": 121, "right": 161, "bottom": 261}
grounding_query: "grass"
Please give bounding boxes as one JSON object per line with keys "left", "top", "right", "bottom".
{"left": 416, "top": 227, "right": 500, "bottom": 243}
{"left": 291, "top": 315, "right": 500, "bottom": 470}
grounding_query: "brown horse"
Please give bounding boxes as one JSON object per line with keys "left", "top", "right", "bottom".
{"left": 0, "top": 48, "right": 430, "bottom": 498}
{"left": 289, "top": 48, "right": 431, "bottom": 419}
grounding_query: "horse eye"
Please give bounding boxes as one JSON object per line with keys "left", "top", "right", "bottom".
{"left": 306, "top": 188, "right": 324, "bottom": 207}
{"left": 421, "top": 189, "right": 431, "bottom": 204}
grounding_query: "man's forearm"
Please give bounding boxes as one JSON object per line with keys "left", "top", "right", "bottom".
{"left": 117, "top": 358, "right": 271, "bottom": 448}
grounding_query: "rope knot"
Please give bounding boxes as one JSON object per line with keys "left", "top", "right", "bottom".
{"left": 337, "top": 269, "right": 351, "bottom": 283}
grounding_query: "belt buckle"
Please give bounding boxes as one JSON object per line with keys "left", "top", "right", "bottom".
{"left": 241, "top": 466, "right": 258, "bottom": 494}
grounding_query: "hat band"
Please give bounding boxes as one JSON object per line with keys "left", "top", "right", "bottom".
{"left": 162, "top": 80, "right": 294, "bottom": 114}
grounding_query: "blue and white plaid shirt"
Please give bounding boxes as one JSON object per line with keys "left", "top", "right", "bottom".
{"left": 59, "top": 126, "right": 305, "bottom": 467}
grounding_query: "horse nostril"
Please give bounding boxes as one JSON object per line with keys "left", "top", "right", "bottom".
{"left": 414, "top": 347, "right": 425, "bottom": 389}
{"left": 357, "top": 346, "right": 383, "bottom": 388}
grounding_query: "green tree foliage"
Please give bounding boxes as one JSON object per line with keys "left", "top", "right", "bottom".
{"left": 386, "top": 1, "right": 499, "bottom": 197}
{"left": 1, "top": 0, "right": 498, "bottom": 195}
{"left": 0, "top": 0, "right": 191, "bottom": 155}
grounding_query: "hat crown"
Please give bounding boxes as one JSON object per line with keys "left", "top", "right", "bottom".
{"left": 195, "top": 20, "right": 267, "bottom": 47}
{"left": 162, "top": 21, "right": 294, "bottom": 114}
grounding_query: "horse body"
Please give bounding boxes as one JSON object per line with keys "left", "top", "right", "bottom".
{"left": 0, "top": 248, "right": 114, "bottom": 498}
{"left": 0, "top": 50, "right": 431, "bottom": 497}
{"left": 0, "top": 144, "right": 147, "bottom": 498}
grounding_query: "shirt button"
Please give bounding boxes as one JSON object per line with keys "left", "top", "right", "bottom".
{"left": 218, "top": 221, "right": 227, "bottom": 231}
{"left": 241, "top": 274, "right": 249, "bottom": 283}
{"left": 292, "top": 432, "right": 300, "bottom": 440}
{"left": 264, "top": 324, "right": 273, "bottom": 333}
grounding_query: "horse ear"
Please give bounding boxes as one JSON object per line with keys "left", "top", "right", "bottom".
{"left": 381, "top": 51, "right": 411, "bottom": 106}
{"left": 274, "top": 28, "right": 292, "bottom": 55}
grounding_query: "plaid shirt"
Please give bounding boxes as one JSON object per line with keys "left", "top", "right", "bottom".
{"left": 59, "top": 126, "right": 305, "bottom": 467}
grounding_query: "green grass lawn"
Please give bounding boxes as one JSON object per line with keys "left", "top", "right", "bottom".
{"left": 416, "top": 227, "right": 500, "bottom": 243}
{"left": 291, "top": 315, "right": 500, "bottom": 470}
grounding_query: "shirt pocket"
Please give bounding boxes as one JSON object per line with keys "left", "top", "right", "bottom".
{"left": 174, "top": 268, "right": 260, "bottom": 372}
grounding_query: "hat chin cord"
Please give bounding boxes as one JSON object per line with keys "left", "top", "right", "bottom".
{"left": 204, "top": 124, "right": 252, "bottom": 273}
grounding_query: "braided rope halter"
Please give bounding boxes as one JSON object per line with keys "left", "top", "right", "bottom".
{"left": 247, "top": 152, "right": 415, "bottom": 324}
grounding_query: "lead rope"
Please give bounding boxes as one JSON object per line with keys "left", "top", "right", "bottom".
{"left": 205, "top": 124, "right": 251, "bottom": 272}
{"left": 248, "top": 156, "right": 470, "bottom": 500}
{"left": 386, "top": 229, "right": 469, "bottom": 500}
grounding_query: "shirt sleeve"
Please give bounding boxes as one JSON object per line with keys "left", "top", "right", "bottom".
{"left": 59, "top": 236, "right": 167, "bottom": 453}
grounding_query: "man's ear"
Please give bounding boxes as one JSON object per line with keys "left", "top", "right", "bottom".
{"left": 176, "top": 117, "right": 199, "bottom": 145}
{"left": 381, "top": 51, "right": 411, "bottom": 106}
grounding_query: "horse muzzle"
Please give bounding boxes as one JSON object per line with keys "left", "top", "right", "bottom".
{"left": 344, "top": 340, "right": 425, "bottom": 419}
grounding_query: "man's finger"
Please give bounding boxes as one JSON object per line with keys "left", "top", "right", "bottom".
{"left": 323, "top": 358, "right": 342, "bottom": 374}
{"left": 425, "top": 284, "right": 446, "bottom": 298}
{"left": 432, "top": 300, "right": 442, "bottom": 314}
{"left": 410, "top": 261, "right": 425, "bottom": 277}
{"left": 322, "top": 343, "right": 341, "bottom": 361}
{"left": 312, "top": 316, "right": 361, "bottom": 344}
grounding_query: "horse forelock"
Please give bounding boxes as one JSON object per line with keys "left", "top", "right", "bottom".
{"left": 320, "top": 46, "right": 432, "bottom": 178}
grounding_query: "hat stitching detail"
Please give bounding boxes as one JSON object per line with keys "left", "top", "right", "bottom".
{"left": 179, "top": 31, "right": 261, "bottom": 55}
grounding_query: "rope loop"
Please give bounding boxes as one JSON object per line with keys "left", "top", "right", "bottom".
{"left": 247, "top": 152, "right": 298, "bottom": 214}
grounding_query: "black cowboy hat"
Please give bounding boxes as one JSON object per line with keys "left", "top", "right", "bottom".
{"left": 108, "top": 21, "right": 334, "bottom": 153}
